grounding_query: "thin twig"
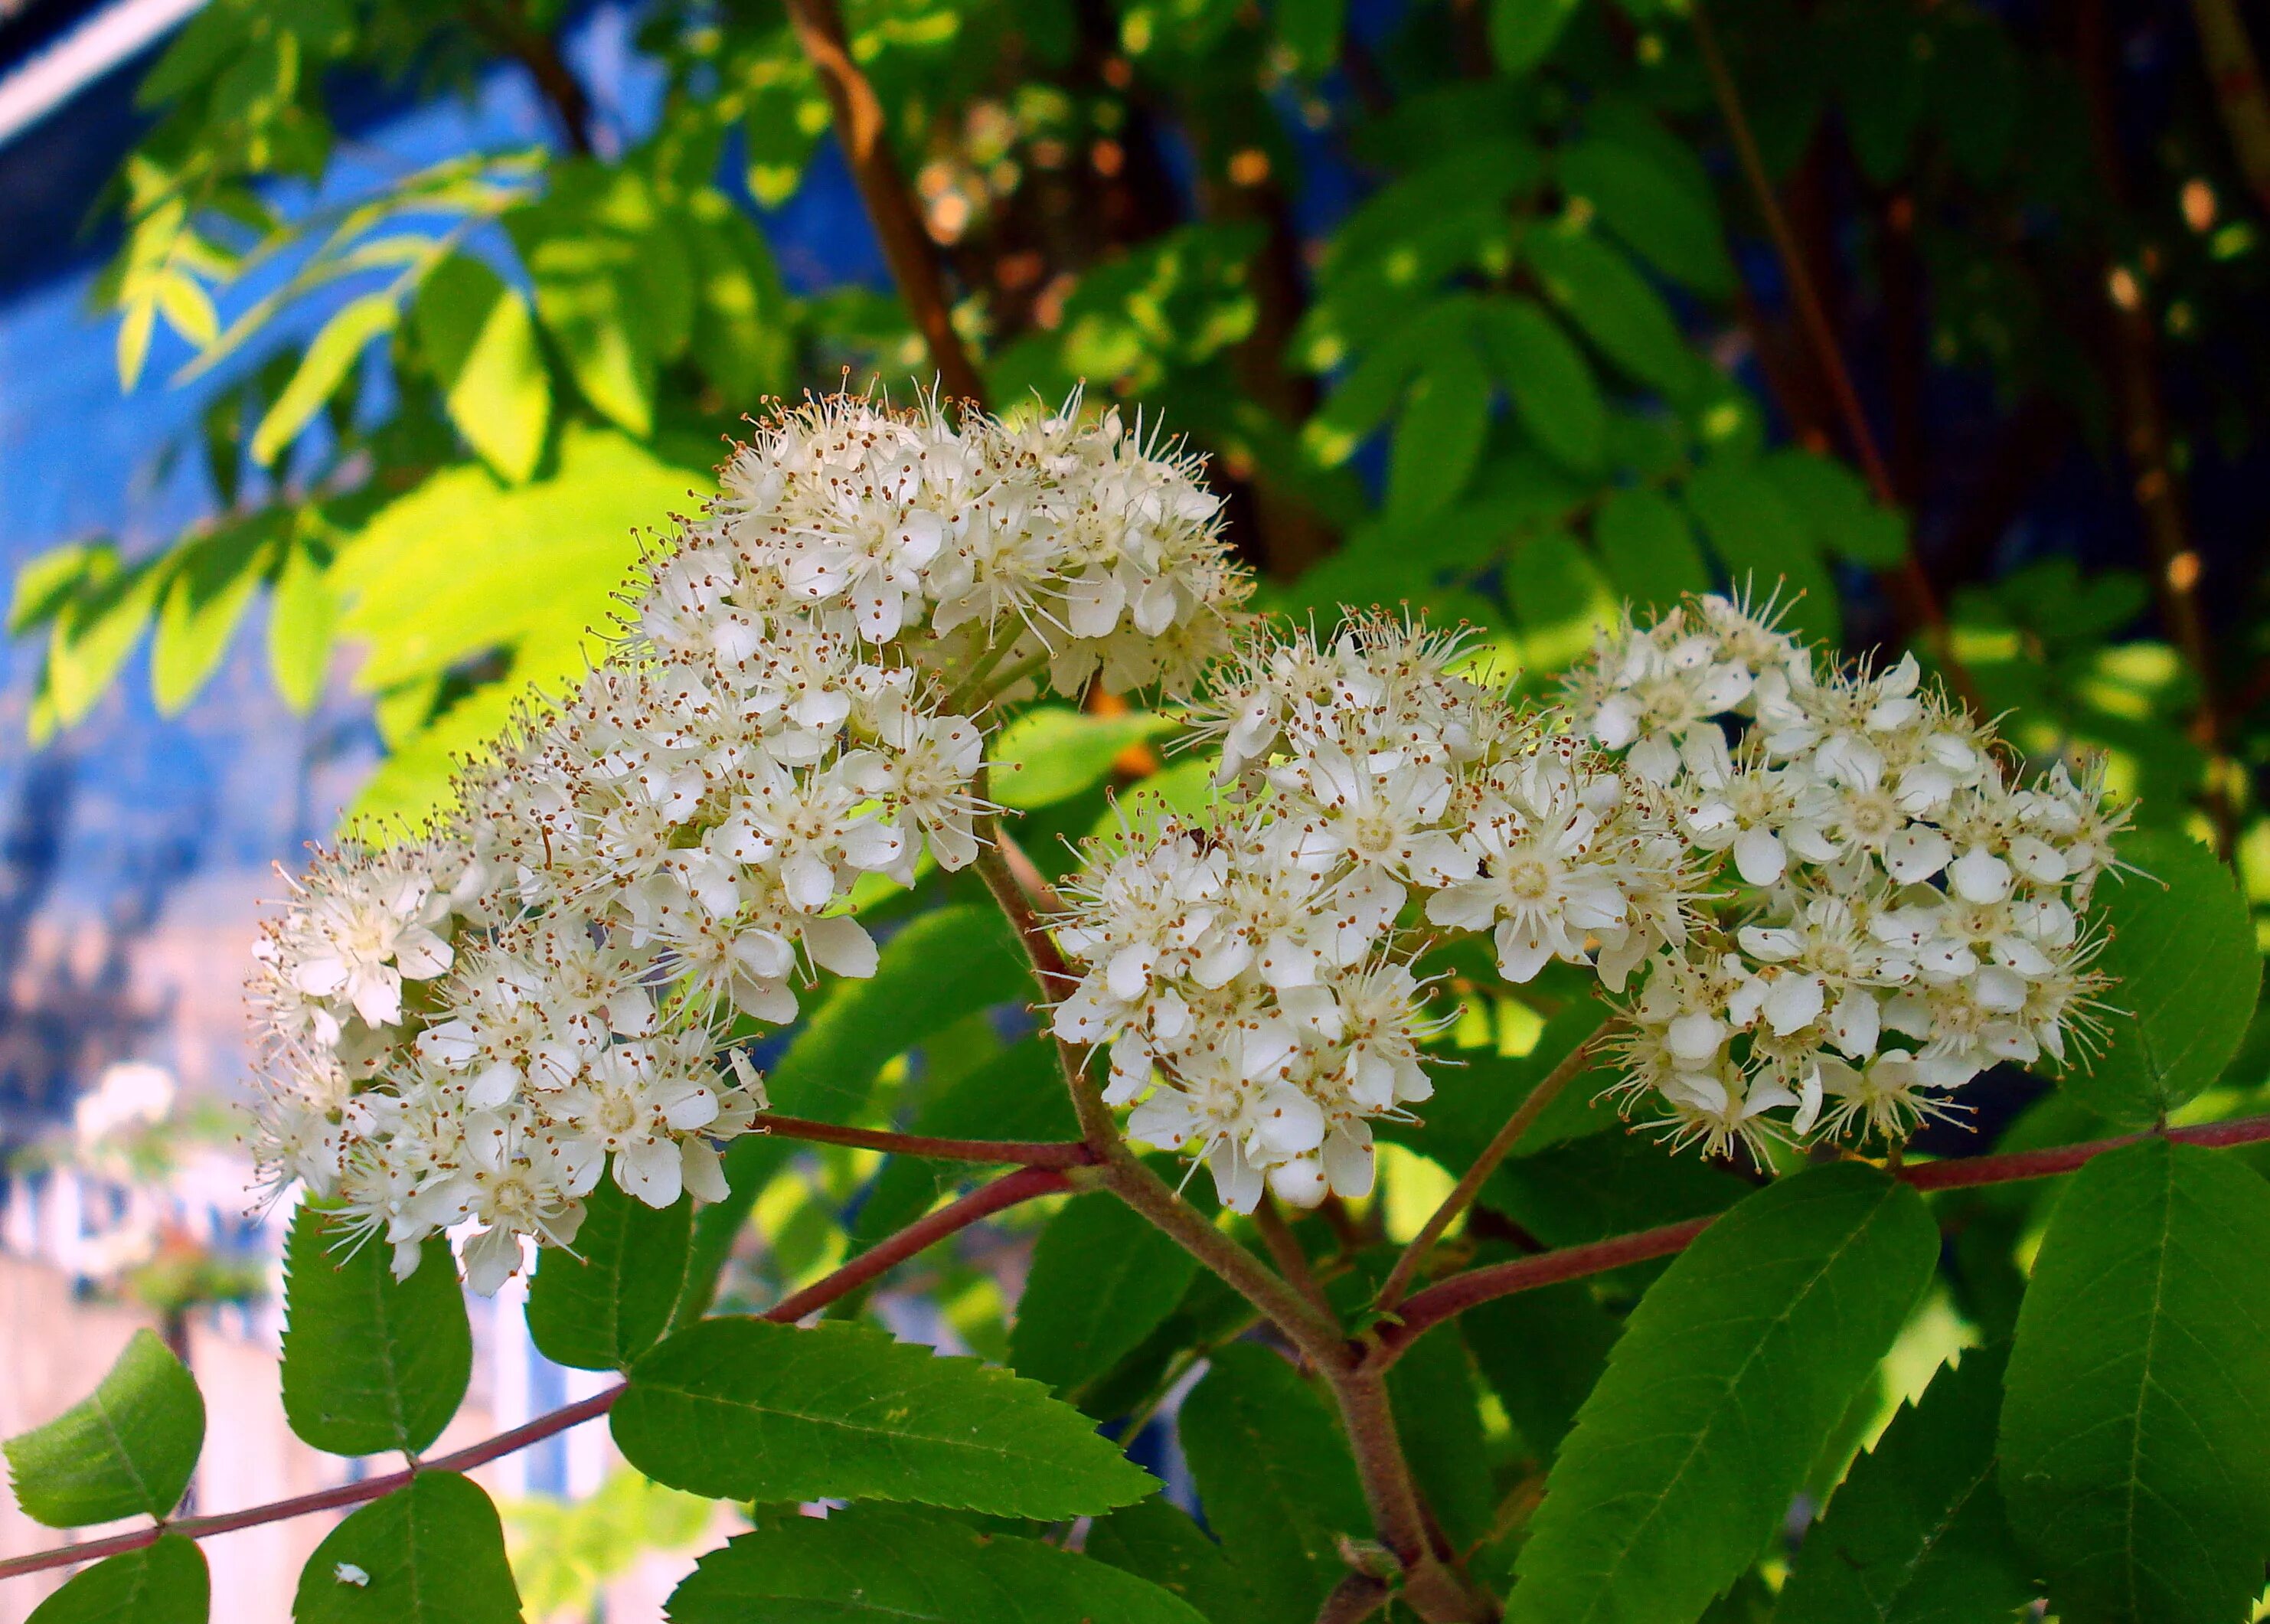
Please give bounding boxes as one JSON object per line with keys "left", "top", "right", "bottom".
{"left": 1255, "top": 1194, "right": 1335, "bottom": 1323}
{"left": 782, "top": 0, "right": 987, "bottom": 404}
{"left": 467, "top": 0, "right": 595, "bottom": 155}
{"left": 750, "top": 1112, "right": 1095, "bottom": 1168}
{"left": 2191, "top": 0, "right": 2270, "bottom": 219}
{"left": 1093, "top": 1145, "right": 1353, "bottom": 1370}
{"left": 1688, "top": 0, "right": 1988, "bottom": 718}
{"left": 0, "top": 1167, "right": 1068, "bottom": 1585}
{"left": 1316, "top": 1573, "right": 1394, "bottom": 1624}
{"left": 1373, "top": 1032, "right": 1602, "bottom": 1313}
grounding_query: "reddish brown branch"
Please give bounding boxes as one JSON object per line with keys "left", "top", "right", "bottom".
{"left": 468, "top": 0, "right": 595, "bottom": 155}
{"left": 1688, "top": 2, "right": 1987, "bottom": 718}
{"left": 751, "top": 1112, "right": 1095, "bottom": 1168}
{"left": 0, "top": 1167, "right": 1068, "bottom": 1586}
{"left": 2191, "top": 0, "right": 2270, "bottom": 220}
{"left": 1370, "top": 1112, "right": 2270, "bottom": 1364}
{"left": 782, "top": 0, "right": 987, "bottom": 404}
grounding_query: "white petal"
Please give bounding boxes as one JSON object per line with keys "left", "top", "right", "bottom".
{"left": 1733, "top": 826, "right": 1788, "bottom": 886}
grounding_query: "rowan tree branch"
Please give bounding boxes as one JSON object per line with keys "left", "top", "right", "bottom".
{"left": 782, "top": 0, "right": 988, "bottom": 404}
{"left": 467, "top": 0, "right": 595, "bottom": 155}
{"left": 1373, "top": 1031, "right": 1602, "bottom": 1314}
{"left": 1688, "top": 0, "right": 1988, "bottom": 719}
{"left": 2191, "top": 0, "right": 2270, "bottom": 219}
{"left": 750, "top": 1111, "right": 1096, "bottom": 1168}
{"left": 0, "top": 1166, "right": 1069, "bottom": 1586}
{"left": 1369, "top": 1111, "right": 2270, "bottom": 1362}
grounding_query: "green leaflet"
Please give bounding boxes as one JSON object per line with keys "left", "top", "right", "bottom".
{"left": 2060, "top": 832, "right": 2259, "bottom": 1126}
{"left": 1463, "top": 1279, "right": 1620, "bottom": 1463}
{"left": 330, "top": 422, "right": 704, "bottom": 696}
{"left": 851, "top": 1038, "right": 1079, "bottom": 1247}
{"left": 763, "top": 903, "right": 1030, "bottom": 1122}
{"left": 28, "top": 1534, "right": 208, "bottom": 1624}
{"left": 1778, "top": 1346, "right": 2033, "bottom": 1624}
{"left": 1477, "top": 296, "right": 1605, "bottom": 475}
{"left": 1683, "top": 459, "right": 1841, "bottom": 643}
{"left": 525, "top": 1176, "right": 690, "bottom": 1372}
{"left": 1385, "top": 1325, "right": 1496, "bottom": 1552}
{"left": 1490, "top": 0, "right": 1581, "bottom": 74}
{"left": 44, "top": 554, "right": 170, "bottom": 731}
{"left": 1507, "top": 1163, "right": 1938, "bottom": 1624}
{"left": 1178, "top": 1342, "right": 1368, "bottom": 1624}
{"left": 412, "top": 253, "right": 550, "bottom": 485}
{"left": 1523, "top": 225, "right": 1700, "bottom": 400}
{"left": 991, "top": 706, "right": 1176, "bottom": 810}
{"left": 612, "top": 1318, "right": 1156, "bottom": 1518}
{"left": 1009, "top": 1192, "right": 1200, "bottom": 1398}
{"left": 679, "top": 189, "right": 794, "bottom": 405}
{"left": 1386, "top": 349, "right": 1494, "bottom": 521}
{"left": 5, "top": 1331, "right": 204, "bottom": 1528}
{"left": 251, "top": 292, "right": 397, "bottom": 467}
{"left": 504, "top": 162, "right": 690, "bottom": 437}
{"left": 1086, "top": 1499, "right": 1262, "bottom": 1624}
{"left": 1553, "top": 131, "right": 1736, "bottom": 297}
{"left": 2000, "top": 1139, "right": 2270, "bottom": 1624}
{"left": 292, "top": 1472, "right": 522, "bottom": 1624}
{"left": 666, "top": 1505, "right": 1207, "bottom": 1623}
{"left": 151, "top": 510, "right": 282, "bottom": 714}
{"left": 267, "top": 534, "right": 335, "bottom": 714}
{"left": 1507, "top": 530, "right": 1618, "bottom": 672}
{"left": 1759, "top": 449, "right": 1908, "bottom": 568}
{"left": 279, "top": 1207, "right": 471, "bottom": 1458}
{"left": 680, "top": 903, "right": 1035, "bottom": 1321}
{"left": 1484, "top": 1131, "right": 1752, "bottom": 1258}
{"left": 1594, "top": 486, "right": 1710, "bottom": 607}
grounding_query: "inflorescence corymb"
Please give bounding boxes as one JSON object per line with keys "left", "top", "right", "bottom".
{"left": 246, "top": 394, "right": 2125, "bottom": 1289}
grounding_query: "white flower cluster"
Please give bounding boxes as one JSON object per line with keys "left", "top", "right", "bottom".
{"left": 1567, "top": 593, "right": 2124, "bottom": 1155}
{"left": 1050, "top": 619, "right": 1705, "bottom": 1212}
{"left": 247, "top": 394, "right": 1245, "bottom": 1291}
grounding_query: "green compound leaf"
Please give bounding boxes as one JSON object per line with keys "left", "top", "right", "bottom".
{"left": 1009, "top": 1191, "right": 1199, "bottom": 1398}
{"left": 526, "top": 1176, "right": 690, "bottom": 1372}
{"left": 1778, "top": 1345, "right": 2033, "bottom": 1624}
{"left": 1506, "top": 1163, "right": 1938, "bottom": 1624}
{"left": 28, "top": 1533, "right": 208, "bottom": 1624}
{"left": 2061, "top": 832, "right": 2260, "bottom": 1126}
{"left": 665, "top": 1505, "right": 1207, "bottom": 1623}
{"left": 2001, "top": 1138, "right": 2270, "bottom": 1624}
{"left": 292, "top": 1472, "right": 522, "bottom": 1624}
{"left": 280, "top": 1205, "right": 472, "bottom": 1458}
{"left": 5, "top": 1330, "right": 204, "bottom": 1528}
{"left": 612, "top": 1318, "right": 1156, "bottom": 1518}
{"left": 1178, "top": 1342, "right": 1368, "bottom": 1624}
{"left": 1086, "top": 1499, "right": 1262, "bottom": 1624}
